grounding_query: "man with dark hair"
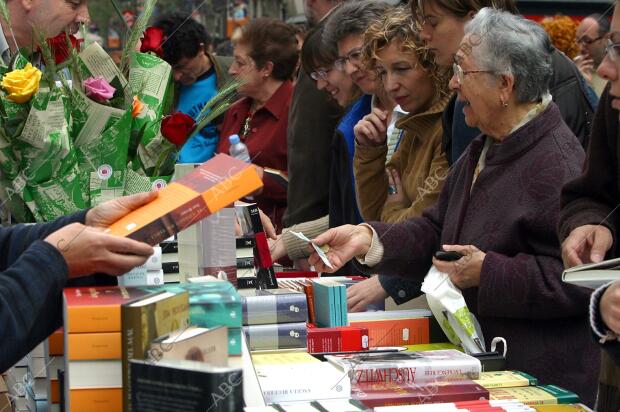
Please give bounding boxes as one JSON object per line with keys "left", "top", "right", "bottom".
{"left": 284, "top": 0, "right": 345, "bottom": 230}
{"left": 155, "top": 12, "right": 232, "bottom": 163}
{"left": 576, "top": 13, "right": 611, "bottom": 96}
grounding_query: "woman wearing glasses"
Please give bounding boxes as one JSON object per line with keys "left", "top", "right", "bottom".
{"left": 217, "top": 18, "right": 298, "bottom": 232}
{"left": 308, "top": 9, "right": 598, "bottom": 405}
{"left": 345, "top": 7, "right": 451, "bottom": 312}
{"left": 560, "top": 4, "right": 620, "bottom": 410}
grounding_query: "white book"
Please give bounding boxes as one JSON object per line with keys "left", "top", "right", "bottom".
{"left": 118, "top": 268, "right": 164, "bottom": 286}
{"left": 348, "top": 309, "right": 432, "bottom": 321}
{"left": 255, "top": 362, "right": 350, "bottom": 404}
{"left": 562, "top": 257, "right": 620, "bottom": 289}
{"left": 27, "top": 356, "right": 47, "bottom": 379}
{"left": 66, "top": 360, "right": 122, "bottom": 388}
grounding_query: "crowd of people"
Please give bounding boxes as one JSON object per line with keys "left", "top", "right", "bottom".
{"left": 3, "top": 0, "right": 620, "bottom": 410}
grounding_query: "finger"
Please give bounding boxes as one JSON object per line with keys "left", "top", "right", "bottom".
{"left": 104, "top": 235, "right": 155, "bottom": 256}
{"left": 350, "top": 300, "right": 367, "bottom": 313}
{"left": 312, "top": 230, "right": 335, "bottom": 247}
{"left": 432, "top": 258, "right": 454, "bottom": 274}
{"left": 390, "top": 168, "right": 403, "bottom": 190}
{"left": 261, "top": 212, "right": 277, "bottom": 240}
{"left": 386, "top": 169, "right": 395, "bottom": 187}
{"left": 441, "top": 244, "right": 472, "bottom": 254}
{"left": 367, "top": 113, "right": 387, "bottom": 134}
{"left": 591, "top": 228, "right": 611, "bottom": 263}
{"left": 117, "top": 191, "right": 158, "bottom": 211}
{"left": 105, "top": 253, "right": 151, "bottom": 276}
{"left": 372, "top": 108, "right": 388, "bottom": 120}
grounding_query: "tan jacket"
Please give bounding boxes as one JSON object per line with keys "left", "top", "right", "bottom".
{"left": 354, "top": 93, "right": 450, "bottom": 223}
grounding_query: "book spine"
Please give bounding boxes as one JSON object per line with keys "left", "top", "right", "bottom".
{"left": 121, "top": 306, "right": 142, "bottom": 412}
{"left": 237, "top": 276, "right": 257, "bottom": 289}
{"left": 348, "top": 362, "right": 480, "bottom": 385}
{"left": 67, "top": 333, "right": 121, "bottom": 360}
{"left": 162, "top": 261, "right": 179, "bottom": 274}
{"left": 349, "top": 317, "right": 430, "bottom": 347}
{"left": 304, "top": 283, "right": 315, "bottom": 324}
{"left": 242, "top": 294, "right": 308, "bottom": 325}
{"left": 244, "top": 322, "right": 307, "bottom": 351}
{"left": 237, "top": 257, "right": 254, "bottom": 269}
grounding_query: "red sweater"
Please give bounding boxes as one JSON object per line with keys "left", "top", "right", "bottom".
{"left": 218, "top": 81, "right": 293, "bottom": 232}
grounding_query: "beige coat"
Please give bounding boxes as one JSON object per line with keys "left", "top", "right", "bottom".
{"left": 354, "top": 93, "right": 451, "bottom": 223}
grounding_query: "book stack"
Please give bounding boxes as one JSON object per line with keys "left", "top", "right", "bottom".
{"left": 5, "top": 359, "right": 28, "bottom": 412}
{"left": 25, "top": 342, "right": 47, "bottom": 412}
{"left": 62, "top": 286, "right": 153, "bottom": 412}
{"left": 312, "top": 279, "right": 348, "bottom": 328}
{"left": 348, "top": 309, "right": 434, "bottom": 347}
{"left": 371, "top": 399, "right": 592, "bottom": 411}
{"left": 45, "top": 328, "right": 64, "bottom": 412}
{"left": 236, "top": 236, "right": 255, "bottom": 280}
{"left": 121, "top": 290, "right": 190, "bottom": 412}
{"left": 117, "top": 246, "right": 164, "bottom": 287}
{"left": 240, "top": 289, "right": 308, "bottom": 351}
{"left": 201, "top": 207, "right": 237, "bottom": 286}
{"left": 306, "top": 325, "right": 369, "bottom": 354}
{"left": 160, "top": 237, "right": 180, "bottom": 283}
{"left": 0, "top": 376, "right": 10, "bottom": 412}
{"left": 278, "top": 278, "right": 316, "bottom": 323}
{"left": 142, "top": 281, "right": 244, "bottom": 355}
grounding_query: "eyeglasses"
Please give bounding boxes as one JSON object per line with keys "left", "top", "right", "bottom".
{"left": 577, "top": 35, "right": 603, "bottom": 46}
{"left": 310, "top": 68, "right": 332, "bottom": 81}
{"left": 605, "top": 38, "right": 620, "bottom": 62}
{"left": 452, "top": 62, "right": 494, "bottom": 85}
{"left": 334, "top": 49, "right": 363, "bottom": 71}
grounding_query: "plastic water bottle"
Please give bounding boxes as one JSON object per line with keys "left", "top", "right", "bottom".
{"left": 229, "top": 134, "right": 251, "bottom": 163}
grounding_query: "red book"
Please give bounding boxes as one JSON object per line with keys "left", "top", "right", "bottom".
{"left": 352, "top": 380, "right": 489, "bottom": 408}
{"left": 307, "top": 326, "right": 369, "bottom": 353}
{"left": 63, "top": 287, "right": 152, "bottom": 333}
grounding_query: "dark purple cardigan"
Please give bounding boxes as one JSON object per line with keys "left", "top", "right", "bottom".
{"left": 361, "top": 103, "right": 599, "bottom": 405}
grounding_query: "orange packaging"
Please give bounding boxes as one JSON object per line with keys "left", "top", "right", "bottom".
{"left": 67, "top": 332, "right": 121, "bottom": 360}
{"left": 50, "top": 379, "right": 60, "bottom": 404}
{"left": 48, "top": 328, "right": 64, "bottom": 356}
{"left": 349, "top": 317, "right": 430, "bottom": 347}
{"left": 106, "top": 154, "right": 263, "bottom": 245}
{"left": 69, "top": 387, "right": 122, "bottom": 412}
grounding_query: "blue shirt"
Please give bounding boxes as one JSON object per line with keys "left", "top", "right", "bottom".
{"left": 176, "top": 68, "right": 219, "bottom": 163}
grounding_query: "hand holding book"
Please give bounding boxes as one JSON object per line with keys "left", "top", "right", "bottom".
{"left": 307, "top": 224, "right": 374, "bottom": 273}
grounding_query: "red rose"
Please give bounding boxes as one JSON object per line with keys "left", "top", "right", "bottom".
{"left": 161, "top": 112, "right": 195, "bottom": 146}
{"left": 45, "top": 33, "right": 82, "bottom": 65}
{"left": 140, "top": 27, "right": 166, "bottom": 58}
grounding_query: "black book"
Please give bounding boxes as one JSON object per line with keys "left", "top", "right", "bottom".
{"left": 236, "top": 257, "right": 254, "bottom": 269}
{"left": 237, "top": 277, "right": 258, "bottom": 289}
{"left": 236, "top": 237, "right": 254, "bottom": 248}
{"left": 162, "top": 261, "right": 179, "bottom": 274}
{"left": 130, "top": 360, "right": 243, "bottom": 412}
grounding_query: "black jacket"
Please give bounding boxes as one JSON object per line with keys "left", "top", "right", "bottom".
{"left": 443, "top": 48, "right": 595, "bottom": 164}
{"left": 0, "top": 210, "right": 87, "bottom": 372}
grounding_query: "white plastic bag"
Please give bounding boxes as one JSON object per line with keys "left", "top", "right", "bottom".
{"left": 421, "top": 265, "right": 486, "bottom": 354}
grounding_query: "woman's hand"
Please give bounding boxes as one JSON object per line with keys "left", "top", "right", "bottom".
{"left": 432, "top": 244, "right": 486, "bottom": 289}
{"left": 86, "top": 191, "right": 158, "bottom": 228}
{"left": 308, "top": 224, "right": 374, "bottom": 273}
{"left": 354, "top": 108, "right": 389, "bottom": 147}
{"left": 347, "top": 276, "right": 389, "bottom": 312}
{"left": 561, "top": 225, "right": 613, "bottom": 268}
{"left": 384, "top": 167, "right": 406, "bottom": 206}
{"left": 268, "top": 234, "right": 286, "bottom": 261}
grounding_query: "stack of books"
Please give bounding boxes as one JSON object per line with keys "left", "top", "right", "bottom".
{"left": 5, "top": 357, "right": 29, "bottom": 411}
{"left": 117, "top": 246, "right": 164, "bottom": 287}
{"left": 240, "top": 289, "right": 308, "bottom": 351}
{"left": 45, "top": 328, "right": 64, "bottom": 412}
{"left": 160, "top": 237, "right": 180, "bottom": 284}
{"left": 312, "top": 278, "right": 348, "bottom": 328}
{"left": 62, "top": 286, "right": 152, "bottom": 411}
{"left": 25, "top": 342, "right": 47, "bottom": 412}
{"left": 306, "top": 324, "right": 369, "bottom": 354}
{"left": 236, "top": 236, "right": 255, "bottom": 280}
{"left": 201, "top": 207, "right": 237, "bottom": 286}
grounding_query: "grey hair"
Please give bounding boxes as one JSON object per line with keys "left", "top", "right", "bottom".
{"left": 322, "top": 0, "right": 393, "bottom": 48}
{"left": 464, "top": 7, "right": 552, "bottom": 104}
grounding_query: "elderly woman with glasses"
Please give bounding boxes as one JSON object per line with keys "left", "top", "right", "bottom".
{"left": 217, "top": 18, "right": 298, "bottom": 232}
{"left": 308, "top": 8, "right": 599, "bottom": 405}
{"left": 560, "top": 4, "right": 620, "bottom": 410}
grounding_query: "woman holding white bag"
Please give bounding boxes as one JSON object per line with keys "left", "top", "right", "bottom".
{"left": 308, "top": 8, "right": 598, "bottom": 406}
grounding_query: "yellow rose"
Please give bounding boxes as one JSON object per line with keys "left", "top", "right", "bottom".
{"left": 1, "top": 63, "right": 42, "bottom": 104}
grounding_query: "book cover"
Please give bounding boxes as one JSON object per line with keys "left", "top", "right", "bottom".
{"left": 263, "top": 167, "right": 288, "bottom": 188}
{"left": 148, "top": 325, "right": 228, "bottom": 367}
{"left": 67, "top": 332, "right": 121, "bottom": 360}
{"left": 63, "top": 287, "right": 152, "bottom": 333}
{"left": 326, "top": 349, "right": 481, "bottom": 385}
{"left": 69, "top": 387, "right": 122, "bottom": 412}
{"left": 241, "top": 289, "right": 308, "bottom": 325}
{"left": 255, "top": 361, "right": 350, "bottom": 404}
{"left": 307, "top": 326, "right": 370, "bottom": 353}
{"left": 237, "top": 276, "right": 258, "bottom": 289}
{"left": 46, "top": 328, "right": 64, "bottom": 356}
{"left": 489, "top": 385, "right": 580, "bottom": 405}
{"left": 130, "top": 359, "right": 243, "bottom": 412}
{"left": 352, "top": 380, "right": 489, "bottom": 408}
{"left": 474, "top": 370, "right": 538, "bottom": 389}
{"left": 121, "top": 291, "right": 190, "bottom": 412}
{"left": 243, "top": 322, "right": 308, "bottom": 351}
{"left": 313, "top": 279, "right": 339, "bottom": 327}
{"left": 106, "top": 154, "right": 263, "bottom": 245}
{"left": 349, "top": 316, "right": 430, "bottom": 347}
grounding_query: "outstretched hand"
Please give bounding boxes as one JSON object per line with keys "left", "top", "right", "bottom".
{"left": 307, "top": 224, "right": 374, "bottom": 273}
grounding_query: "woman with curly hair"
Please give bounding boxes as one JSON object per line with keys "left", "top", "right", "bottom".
{"left": 346, "top": 6, "right": 452, "bottom": 311}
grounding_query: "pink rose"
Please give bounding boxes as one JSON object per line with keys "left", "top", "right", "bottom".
{"left": 83, "top": 76, "right": 116, "bottom": 103}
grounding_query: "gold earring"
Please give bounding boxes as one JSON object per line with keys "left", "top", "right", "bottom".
{"left": 501, "top": 100, "right": 508, "bottom": 108}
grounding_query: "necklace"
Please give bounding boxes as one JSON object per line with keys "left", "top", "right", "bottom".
{"left": 240, "top": 109, "right": 254, "bottom": 138}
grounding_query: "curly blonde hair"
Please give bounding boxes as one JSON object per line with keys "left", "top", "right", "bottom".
{"left": 540, "top": 15, "right": 580, "bottom": 59}
{"left": 362, "top": 5, "right": 449, "bottom": 97}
